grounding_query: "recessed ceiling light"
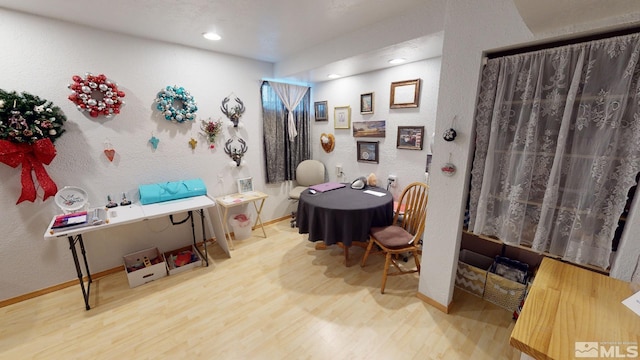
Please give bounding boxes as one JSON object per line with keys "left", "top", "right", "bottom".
{"left": 202, "top": 32, "right": 222, "bottom": 41}
{"left": 389, "top": 58, "right": 406, "bottom": 65}
{"left": 327, "top": 74, "right": 341, "bottom": 79}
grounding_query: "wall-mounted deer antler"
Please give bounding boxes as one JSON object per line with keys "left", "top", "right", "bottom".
{"left": 224, "top": 138, "right": 248, "bottom": 166}
{"left": 220, "top": 96, "right": 245, "bottom": 127}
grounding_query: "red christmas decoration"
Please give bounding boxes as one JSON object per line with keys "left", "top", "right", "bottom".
{"left": 0, "top": 138, "right": 58, "bottom": 204}
{"left": 68, "top": 73, "right": 125, "bottom": 118}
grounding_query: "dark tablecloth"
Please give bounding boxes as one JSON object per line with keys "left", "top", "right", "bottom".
{"left": 296, "top": 185, "right": 393, "bottom": 246}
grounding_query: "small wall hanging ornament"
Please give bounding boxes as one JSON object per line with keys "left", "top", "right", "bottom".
{"left": 149, "top": 133, "right": 160, "bottom": 149}
{"left": 441, "top": 163, "right": 456, "bottom": 176}
{"left": 320, "top": 133, "right": 335, "bottom": 153}
{"left": 0, "top": 89, "right": 66, "bottom": 204}
{"left": 443, "top": 128, "right": 457, "bottom": 142}
{"left": 68, "top": 73, "right": 125, "bottom": 118}
{"left": 224, "top": 137, "right": 248, "bottom": 167}
{"left": 155, "top": 85, "right": 197, "bottom": 123}
{"left": 441, "top": 153, "right": 456, "bottom": 176}
{"left": 443, "top": 115, "right": 458, "bottom": 142}
{"left": 200, "top": 118, "right": 223, "bottom": 149}
{"left": 189, "top": 137, "right": 198, "bottom": 149}
{"left": 220, "top": 96, "right": 245, "bottom": 127}
{"left": 103, "top": 139, "right": 115, "bottom": 162}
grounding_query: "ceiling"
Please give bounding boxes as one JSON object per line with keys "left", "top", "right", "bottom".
{"left": 0, "top": 0, "right": 445, "bottom": 83}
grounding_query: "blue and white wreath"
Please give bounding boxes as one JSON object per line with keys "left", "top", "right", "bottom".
{"left": 154, "top": 85, "right": 198, "bottom": 123}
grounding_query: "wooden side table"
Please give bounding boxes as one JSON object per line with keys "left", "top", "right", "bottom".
{"left": 215, "top": 191, "right": 268, "bottom": 249}
{"left": 510, "top": 257, "right": 640, "bottom": 359}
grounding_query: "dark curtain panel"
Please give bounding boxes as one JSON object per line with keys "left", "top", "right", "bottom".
{"left": 261, "top": 81, "right": 311, "bottom": 183}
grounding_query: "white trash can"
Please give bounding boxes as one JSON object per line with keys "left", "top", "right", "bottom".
{"left": 229, "top": 213, "right": 252, "bottom": 240}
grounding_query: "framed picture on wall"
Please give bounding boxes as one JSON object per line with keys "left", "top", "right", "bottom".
{"left": 360, "top": 92, "right": 374, "bottom": 114}
{"left": 237, "top": 177, "right": 254, "bottom": 194}
{"left": 390, "top": 79, "right": 421, "bottom": 109}
{"left": 357, "top": 141, "right": 379, "bottom": 164}
{"left": 334, "top": 105, "right": 351, "bottom": 129}
{"left": 314, "top": 101, "right": 328, "bottom": 121}
{"left": 397, "top": 126, "right": 425, "bottom": 150}
{"left": 353, "top": 120, "right": 386, "bottom": 138}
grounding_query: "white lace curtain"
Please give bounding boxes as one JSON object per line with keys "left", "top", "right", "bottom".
{"left": 468, "top": 33, "right": 640, "bottom": 269}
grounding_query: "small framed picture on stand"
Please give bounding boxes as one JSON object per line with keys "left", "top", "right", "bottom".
{"left": 237, "top": 177, "right": 254, "bottom": 194}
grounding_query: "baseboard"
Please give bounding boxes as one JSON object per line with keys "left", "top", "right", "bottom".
{"left": 416, "top": 292, "right": 450, "bottom": 313}
{"left": 0, "top": 266, "right": 123, "bottom": 308}
{"left": 0, "top": 237, "right": 216, "bottom": 309}
{"left": 1, "top": 217, "right": 294, "bottom": 308}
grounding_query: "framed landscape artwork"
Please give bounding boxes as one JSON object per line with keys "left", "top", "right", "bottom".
{"left": 390, "top": 79, "right": 421, "bottom": 109}
{"left": 397, "top": 126, "right": 425, "bottom": 150}
{"left": 357, "top": 141, "right": 379, "bottom": 164}
{"left": 352, "top": 120, "right": 386, "bottom": 138}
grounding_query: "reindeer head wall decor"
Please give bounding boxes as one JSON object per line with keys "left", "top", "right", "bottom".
{"left": 220, "top": 96, "right": 245, "bottom": 127}
{"left": 224, "top": 138, "right": 248, "bottom": 167}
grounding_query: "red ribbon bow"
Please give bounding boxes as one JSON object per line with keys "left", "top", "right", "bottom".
{"left": 0, "top": 138, "right": 58, "bottom": 204}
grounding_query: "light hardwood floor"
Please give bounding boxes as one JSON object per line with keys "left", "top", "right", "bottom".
{"left": 0, "top": 220, "right": 521, "bottom": 360}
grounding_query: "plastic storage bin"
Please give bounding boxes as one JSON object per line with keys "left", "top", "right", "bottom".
{"left": 229, "top": 213, "right": 252, "bottom": 240}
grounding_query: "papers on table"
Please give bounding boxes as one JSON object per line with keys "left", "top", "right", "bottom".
{"left": 219, "top": 196, "right": 244, "bottom": 205}
{"left": 364, "top": 189, "right": 387, "bottom": 197}
{"left": 622, "top": 290, "right": 640, "bottom": 317}
{"left": 218, "top": 192, "right": 262, "bottom": 205}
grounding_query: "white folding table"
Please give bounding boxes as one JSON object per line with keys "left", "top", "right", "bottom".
{"left": 43, "top": 195, "right": 229, "bottom": 310}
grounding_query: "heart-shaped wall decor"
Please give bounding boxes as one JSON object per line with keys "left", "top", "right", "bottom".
{"left": 104, "top": 149, "right": 115, "bottom": 162}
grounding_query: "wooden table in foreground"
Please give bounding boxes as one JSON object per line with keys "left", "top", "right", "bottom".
{"left": 215, "top": 191, "right": 268, "bottom": 249}
{"left": 510, "top": 257, "right": 640, "bottom": 360}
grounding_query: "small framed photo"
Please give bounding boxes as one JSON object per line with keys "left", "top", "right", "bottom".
{"left": 397, "top": 126, "right": 425, "bottom": 150}
{"left": 360, "top": 92, "right": 374, "bottom": 114}
{"left": 390, "top": 79, "right": 421, "bottom": 109}
{"left": 237, "top": 177, "right": 254, "bottom": 193}
{"left": 334, "top": 105, "right": 351, "bottom": 129}
{"left": 314, "top": 101, "right": 328, "bottom": 121}
{"left": 357, "top": 141, "right": 379, "bottom": 164}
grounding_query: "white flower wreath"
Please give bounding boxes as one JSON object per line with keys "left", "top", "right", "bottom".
{"left": 155, "top": 85, "right": 198, "bottom": 123}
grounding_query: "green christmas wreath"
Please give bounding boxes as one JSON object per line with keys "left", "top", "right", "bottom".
{"left": 0, "top": 89, "right": 66, "bottom": 144}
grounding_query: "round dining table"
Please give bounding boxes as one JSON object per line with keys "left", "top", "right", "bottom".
{"left": 296, "top": 184, "right": 394, "bottom": 265}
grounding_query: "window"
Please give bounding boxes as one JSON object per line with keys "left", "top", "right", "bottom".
{"left": 467, "top": 32, "right": 640, "bottom": 269}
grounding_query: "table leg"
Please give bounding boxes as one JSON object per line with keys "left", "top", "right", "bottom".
{"left": 68, "top": 234, "right": 92, "bottom": 310}
{"left": 336, "top": 241, "right": 368, "bottom": 267}
{"left": 344, "top": 246, "right": 350, "bottom": 266}
{"left": 192, "top": 209, "right": 209, "bottom": 266}
{"left": 198, "top": 209, "right": 209, "bottom": 266}
{"left": 221, "top": 207, "right": 235, "bottom": 250}
{"left": 336, "top": 242, "right": 352, "bottom": 267}
{"left": 252, "top": 199, "right": 267, "bottom": 238}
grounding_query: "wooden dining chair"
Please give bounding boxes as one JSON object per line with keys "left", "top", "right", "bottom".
{"left": 361, "top": 181, "right": 429, "bottom": 293}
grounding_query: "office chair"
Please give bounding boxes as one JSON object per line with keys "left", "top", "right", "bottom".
{"left": 361, "top": 182, "right": 429, "bottom": 293}
{"left": 289, "top": 160, "right": 326, "bottom": 227}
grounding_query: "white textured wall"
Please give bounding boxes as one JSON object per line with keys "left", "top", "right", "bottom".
{"left": 418, "top": 0, "right": 533, "bottom": 309}
{"left": 0, "top": 9, "right": 275, "bottom": 301}
{"left": 311, "top": 59, "right": 441, "bottom": 198}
